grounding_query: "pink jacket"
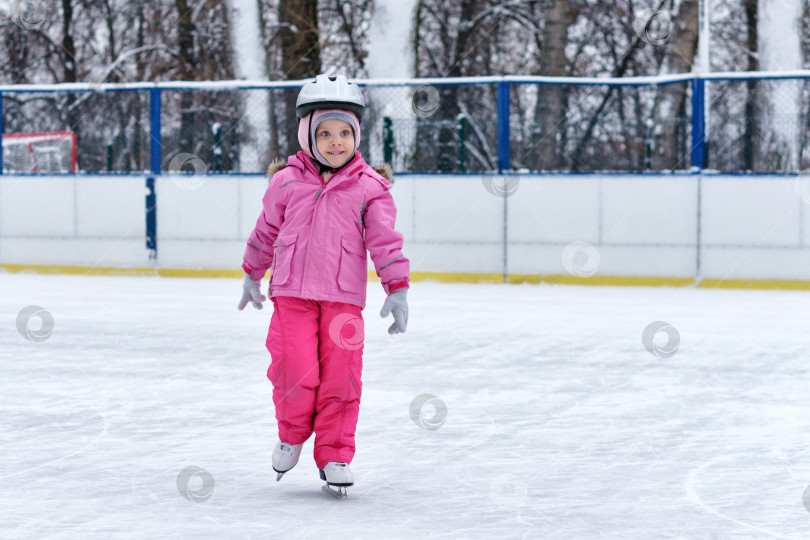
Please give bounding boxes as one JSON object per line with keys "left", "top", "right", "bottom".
{"left": 242, "top": 151, "right": 410, "bottom": 310}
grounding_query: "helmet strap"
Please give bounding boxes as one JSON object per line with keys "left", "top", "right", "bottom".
{"left": 307, "top": 113, "right": 315, "bottom": 158}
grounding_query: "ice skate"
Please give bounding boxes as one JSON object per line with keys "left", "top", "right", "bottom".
{"left": 319, "top": 462, "right": 354, "bottom": 499}
{"left": 272, "top": 441, "right": 303, "bottom": 481}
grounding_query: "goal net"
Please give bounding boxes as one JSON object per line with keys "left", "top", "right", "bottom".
{"left": 2, "top": 131, "right": 77, "bottom": 173}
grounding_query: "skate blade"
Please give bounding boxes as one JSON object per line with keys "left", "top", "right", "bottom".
{"left": 276, "top": 471, "right": 285, "bottom": 482}
{"left": 322, "top": 484, "right": 348, "bottom": 499}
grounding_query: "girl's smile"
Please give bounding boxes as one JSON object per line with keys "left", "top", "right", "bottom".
{"left": 315, "top": 118, "right": 355, "bottom": 168}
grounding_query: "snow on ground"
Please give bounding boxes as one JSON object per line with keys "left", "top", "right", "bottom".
{"left": 2, "top": 273, "right": 810, "bottom": 539}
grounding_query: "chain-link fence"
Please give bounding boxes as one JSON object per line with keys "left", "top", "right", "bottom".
{"left": 706, "top": 77, "right": 810, "bottom": 172}
{"left": 1, "top": 74, "right": 809, "bottom": 175}
{"left": 364, "top": 83, "right": 500, "bottom": 173}
{"left": 1, "top": 89, "right": 150, "bottom": 173}
{"left": 509, "top": 81, "right": 692, "bottom": 172}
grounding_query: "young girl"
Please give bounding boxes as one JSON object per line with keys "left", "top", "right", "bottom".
{"left": 237, "top": 74, "right": 410, "bottom": 498}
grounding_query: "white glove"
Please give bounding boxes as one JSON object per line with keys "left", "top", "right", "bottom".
{"left": 237, "top": 273, "right": 266, "bottom": 311}
{"left": 380, "top": 289, "right": 408, "bottom": 334}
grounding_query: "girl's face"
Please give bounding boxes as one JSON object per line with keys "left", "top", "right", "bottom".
{"left": 315, "top": 118, "right": 355, "bottom": 167}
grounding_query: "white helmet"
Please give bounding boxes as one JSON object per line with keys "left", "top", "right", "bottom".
{"left": 296, "top": 74, "right": 366, "bottom": 121}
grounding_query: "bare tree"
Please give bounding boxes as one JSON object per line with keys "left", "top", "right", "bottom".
{"left": 531, "top": 0, "right": 573, "bottom": 170}
{"left": 279, "top": 0, "right": 321, "bottom": 156}
{"left": 175, "top": 0, "right": 197, "bottom": 152}
{"left": 320, "top": 0, "right": 373, "bottom": 76}
{"left": 649, "top": 0, "right": 699, "bottom": 170}
{"left": 414, "top": 0, "right": 541, "bottom": 171}
{"left": 567, "top": 1, "right": 649, "bottom": 172}
{"left": 742, "top": 0, "right": 758, "bottom": 170}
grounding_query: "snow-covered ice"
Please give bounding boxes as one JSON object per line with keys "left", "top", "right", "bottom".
{"left": 3, "top": 273, "right": 810, "bottom": 539}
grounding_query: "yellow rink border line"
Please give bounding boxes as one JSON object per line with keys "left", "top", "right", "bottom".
{"left": 2, "top": 263, "right": 810, "bottom": 291}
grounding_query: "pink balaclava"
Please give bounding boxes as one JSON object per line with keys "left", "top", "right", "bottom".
{"left": 297, "top": 108, "right": 361, "bottom": 169}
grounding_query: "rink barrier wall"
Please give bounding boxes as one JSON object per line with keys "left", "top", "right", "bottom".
{"left": 3, "top": 265, "right": 810, "bottom": 292}
{"left": 4, "top": 173, "right": 810, "bottom": 290}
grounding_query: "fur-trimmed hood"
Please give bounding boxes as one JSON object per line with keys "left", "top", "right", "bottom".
{"left": 266, "top": 158, "right": 288, "bottom": 178}
{"left": 266, "top": 158, "right": 393, "bottom": 184}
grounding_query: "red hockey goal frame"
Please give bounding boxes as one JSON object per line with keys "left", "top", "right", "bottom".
{"left": 2, "top": 131, "right": 77, "bottom": 173}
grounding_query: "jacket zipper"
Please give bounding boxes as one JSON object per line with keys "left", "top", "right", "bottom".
{"left": 302, "top": 174, "right": 326, "bottom": 294}
{"left": 296, "top": 154, "right": 361, "bottom": 294}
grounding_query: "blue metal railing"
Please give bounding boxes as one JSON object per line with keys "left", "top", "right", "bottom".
{"left": 149, "top": 88, "right": 162, "bottom": 175}
{"left": 0, "top": 92, "right": 3, "bottom": 174}
{"left": 497, "top": 81, "right": 511, "bottom": 172}
{"left": 690, "top": 78, "right": 706, "bottom": 170}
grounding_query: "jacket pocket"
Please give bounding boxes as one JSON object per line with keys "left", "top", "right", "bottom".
{"left": 337, "top": 235, "right": 367, "bottom": 293}
{"left": 271, "top": 232, "right": 297, "bottom": 287}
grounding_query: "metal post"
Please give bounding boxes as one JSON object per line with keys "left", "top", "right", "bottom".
{"left": 696, "top": 175, "right": 702, "bottom": 282}
{"left": 457, "top": 115, "right": 467, "bottom": 172}
{"left": 383, "top": 117, "right": 393, "bottom": 164}
{"left": 497, "top": 82, "right": 510, "bottom": 172}
{"left": 146, "top": 176, "right": 157, "bottom": 261}
{"left": 212, "top": 122, "right": 222, "bottom": 172}
{"left": 147, "top": 88, "right": 161, "bottom": 262}
{"left": 503, "top": 178, "right": 508, "bottom": 284}
{"left": 645, "top": 118, "right": 653, "bottom": 170}
{"left": 0, "top": 92, "right": 4, "bottom": 175}
{"left": 149, "top": 88, "right": 162, "bottom": 174}
{"left": 690, "top": 78, "right": 705, "bottom": 171}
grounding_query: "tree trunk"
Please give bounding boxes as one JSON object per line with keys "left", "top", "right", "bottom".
{"left": 133, "top": 2, "right": 146, "bottom": 171}
{"left": 531, "top": 0, "right": 571, "bottom": 171}
{"left": 279, "top": 0, "right": 321, "bottom": 157}
{"left": 257, "top": 0, "right": 280, "bottom": 158}
{"left": 649, "top": 0, "right": 699, "bottom": 171}
{"left": 61, "top": 0, "right": 77, "bottom": 128}
{"left": 175, "top": 0, "right": 197, "bottom": 155}
{"left": 436, "top": 0, "right": 478, "bottom": 172}
{"left": 413, "top": 0, "right": 423, "bottom": 78}
{"left": 742, "top": 0, "right": 758, "bottom": 171}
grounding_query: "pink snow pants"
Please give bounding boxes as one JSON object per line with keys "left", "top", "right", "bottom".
{"left": 266, "top": 296, "right": 364, "bottom": 469}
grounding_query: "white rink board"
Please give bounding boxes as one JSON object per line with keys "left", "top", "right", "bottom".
{"left": 2, "top": 173, "right": 810, "bottom": 280}
{"left": 155, "top": 175, "right": 266, "bottom": 268}
{"left": 0, "top": 176, "right": 149, "bottom": 267}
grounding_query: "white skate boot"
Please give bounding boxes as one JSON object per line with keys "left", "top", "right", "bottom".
{"left": 272, "top": 441, "right": 302, "bottom": 481}
{"left": 319, "top": 462, "right": 354, "bottom": 499}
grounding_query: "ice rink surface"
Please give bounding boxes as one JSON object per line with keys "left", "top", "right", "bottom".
{"left": 2, "top": 273, "right": 810, "bottom": 539}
